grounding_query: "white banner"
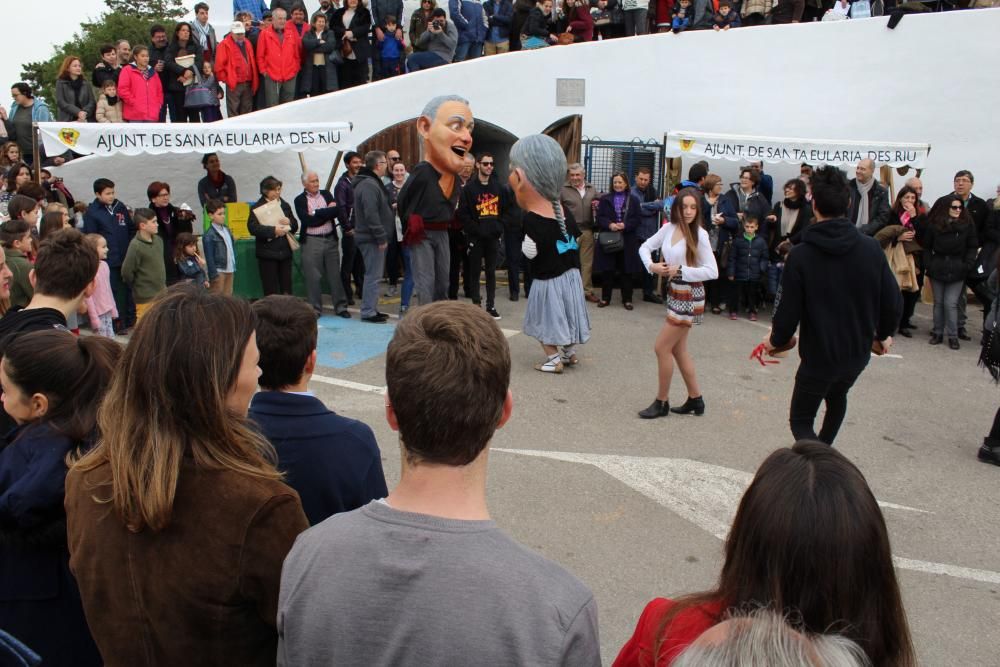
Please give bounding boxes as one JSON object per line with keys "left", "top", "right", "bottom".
{"left": 665, "top": 130, "right": 930, "bottom": 168}
{"left": 38, "top": 121, "right": 353, "bottom": 157}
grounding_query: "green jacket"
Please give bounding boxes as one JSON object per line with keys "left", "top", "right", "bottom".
{"left": 121, "top": 235, "right": 166, "bottom": 303}
{"left": 6, "top": 248, "right": 33, "bottom": 309}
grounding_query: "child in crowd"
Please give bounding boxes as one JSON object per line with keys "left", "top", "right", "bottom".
{"left": 0, "top": 329, "right": 120, "bottom": 667}
{"left": 83, "top": 177, "right": 136, "bottom": 333}
{"left": 121, "top": 208, "right": 166, "bottom": 322}
{"left": 713, "top": 0, "right": 741, "bottom": 29}
{"left": 73, "top": 201, "right": 87, "bottom": 229}
{"left": 202, "top": 198, "right": 236, "bottom": 295}
{"left": 199, "top": 61, "right": 224, "bottom": 123}
{"left": 377, "top": 15, "right": 405, "bottom": 79}
{"left": 84, "top": 233, "right": 118, "bottom": 337}
{"left": 39, "top": 211, "right": 70, "bottom": 240}
{"left": 727, "top": 215, "right": 768, "bottom": 321}
{"left": 95, "top": 79, "right": 123, "bottom": 123}
{"left": 174, "top": 232, "right": 210, "bottom": 288}
{"left": 672, "top": 0, "right": 692, "bottom": 32}
{"left": 0, "top": 202, "right": 37, "bottom": 309}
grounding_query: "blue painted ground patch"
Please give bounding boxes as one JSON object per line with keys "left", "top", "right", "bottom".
{"left": 316, "top": 315, "right": 396, "bottom": 369}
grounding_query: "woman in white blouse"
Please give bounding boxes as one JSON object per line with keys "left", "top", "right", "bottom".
{"left": 637, "top": 188, "right": 719, "bottom": 419}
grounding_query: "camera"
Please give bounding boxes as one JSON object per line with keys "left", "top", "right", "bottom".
{"left": 431, "top": 18, "right": 444, "bottom": 29}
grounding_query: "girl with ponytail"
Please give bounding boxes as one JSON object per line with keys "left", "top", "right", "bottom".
{"left": 0, "top": 329, "right": 122, "bottom": 666}
{"left": 637, "top": 187, "right": 718, "bottom": 418}
{"left": 509, "top": 134, "right": 591, "bottom": 373}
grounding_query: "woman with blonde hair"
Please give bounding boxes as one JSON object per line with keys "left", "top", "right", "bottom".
{"left": 637, "top": 187, "right": 717, "bottom": 418}
{"left": 65, "top": 285, "right": 308, "bottom": 666}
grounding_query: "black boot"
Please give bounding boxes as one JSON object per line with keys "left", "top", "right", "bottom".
{"left": 979, "top": 439, "right": 1000, "bottom": 466}
{"left": 638, "top": 399, "right": 670, "bottom": 419}
{"left": 670, "top": 396, "right": 706, "bottom": 416}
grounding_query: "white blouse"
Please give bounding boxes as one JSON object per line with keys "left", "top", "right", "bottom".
{"left": 638, "top": 223, "right": 719, "bottom": 283}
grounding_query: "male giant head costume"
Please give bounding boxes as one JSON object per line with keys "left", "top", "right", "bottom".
{"left": 416, "top": 95, "right": 474, "bottom": 197}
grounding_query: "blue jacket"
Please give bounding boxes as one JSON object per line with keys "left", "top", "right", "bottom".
{"left": 176, "top": 256, "right": 209, "bottom": 285}
{"left": 728, "top": 233, "right": 769, "bottom": 282}
{"left": 0, "top": 422, "right": 101, "bottom": 666}
{"left": 631, "top": 184, "right": 662, "bottom": 241}
{"left": 202, "top": 223, "right": 234, "bottom": 281}
{"left": 248, "top": 391, "right": 388, "bottom": 526}
{"left": 83, "top": 199, "right": 135, "bottom": 268}
{"left": 450, "top": 0, "right": 489, "bottom": 43}
{"left": 484, "top": 0, "right": 514, "bottom": 41}
{"left": 701, "top": 193, "right": 741, "bottom": 251}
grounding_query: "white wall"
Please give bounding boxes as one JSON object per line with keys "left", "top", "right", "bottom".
{"left": 54, "top": 9, "right": 1000, "bottom": 212}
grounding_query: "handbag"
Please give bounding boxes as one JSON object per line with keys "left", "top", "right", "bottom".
{"left": 920, "top": 276, "right": 934, "bottom": 305}
{"left": 718, "top": 238, "right": 733, "bottom": 270}
{"left": 183, "top": 76, "right": 215, "bottom": 110}
{"left": 597, "top": 229, "right": 624, "bottom": 253}
{"left": 341, "top": 38, "right": 353, "bottom": 58}
{"left": 980, "top": 316, "right": 1000, "bottom": 382}
{"left": 328, "top": 48, "right": 345, "bottom": 65}
{"left": 556, "top": 32, "right": 575, "bottom": 45}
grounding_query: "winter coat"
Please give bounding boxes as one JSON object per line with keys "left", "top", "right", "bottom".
{"left": 560, "top": 182, "right": 597, "bottom": 229}
{"left": 766, "top": 198, "right": 813, "bottom": 261}
{"left": 847, "top": 178, "right": 891, "bottom": 236}
{"left": 54, "top": 78, "right": 97, "bottom": 122}
{"left": 330, "top": 5, "right": 374, "bottom": 63}
{"left": 522, "top": 6, "right": 552, "bottom": 38}
{"left": 95, "top": 94, "right": 123, "bottom": 123}
{"left": 728, "top": 233, "right": 769, "bottom": 281}
{"left": 874, "top": 209, "right": 924, "bottom": 256}
{"left": 484, "top": 0, "right": 515, "bottom": 41}
{"left": 164, "top": 40, "right": 203, "bottom": 94}
{"left": 83, "top": 199, "right": 135, "bottom": 268}
{"left": 631, "top": 184, "right": 662, "bottom": 241}
{"left": 450, "top": 0, "right": 489, "bottom": 43}
{"left": 565, "top": 3, "right": 595, "bottom": 40}
{"left": 293, "top": 189, "right": 339, "bottom": 243}
{"left": 247, "top": 196, "right": 299, "bottom": 261}
{"left": 723, "top": 184, "right": 772, "bottom": 239}
{"left": 256, "top": 25, "right": 302, "bottom": 83}
{"left": 300, "top": 29, "right": 341, "bottom": 94}
{"left": 117, "top": 64, "right": 164, "bottom": 122}
{"left": 923, "top": 218, "right": 978, "bottom": 284}
{"left": 594, "top": 191, "right": 643, "bottom": 274}
{"left": 741, "top": 0, "right": 771, "bottom": 16}
{"left": 410, "top": 9, "right": 435, "bottom": 50}
{"left": 701, "top": 193, "right": 741, "bottom": 254}
{"left": 215, "top": 35, "right": 259, "bottom": 93}
{"left": 0, "top": 422, "right": 102, "bottom": 667}
{"left": 352, "top": 169, "right": 395, "bottom": 245}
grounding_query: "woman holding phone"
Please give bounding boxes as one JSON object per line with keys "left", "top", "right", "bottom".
{"left": 700, "top": 174, "right": 738, "bottom": 315}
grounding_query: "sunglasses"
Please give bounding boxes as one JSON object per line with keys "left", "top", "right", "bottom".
{"left": 950, "top": 204, "right": 963, "bottom": 210}
{"left": 480, "top": 161, "right": 494, "bottom": 166}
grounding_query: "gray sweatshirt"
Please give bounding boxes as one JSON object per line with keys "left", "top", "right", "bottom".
{"left": 416, "top": 19, "right": 458, "bottom": 63}
{"left": 352, "top": 171, "right": 395, "bottom": 245}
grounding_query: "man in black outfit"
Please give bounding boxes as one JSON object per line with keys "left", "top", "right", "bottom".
{"left": 764, "top": 166, "right": 901, "bottom": 445}
{"left": 459, "top": 152, "right": 508, "bottom": 319}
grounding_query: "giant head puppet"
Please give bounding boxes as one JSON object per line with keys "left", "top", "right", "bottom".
{"left": 416, "top": 94, "right": 474, "bottom": 199}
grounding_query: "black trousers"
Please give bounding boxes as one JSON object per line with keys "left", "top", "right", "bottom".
{"left": 503, "top": 224, "right": 523, "bottom": 297}
{"left": 987, "top": 405, "right": 1000, "bottom": 443}
{"left": 788, "top": 369, "right": 862, "bottom": 445}
{"left": 468, "top": 233, "right": 499, "bottom": 307}
{"left": 448, "top": 228, "right": 469, "bottom": 300}
{"left": 337, "top": 60, "right": 368, "bottom": 89}
{"left": 900, "top": 289, "right": 920, "bottom": 329}
{"left": 340, "top": 233, "right": 365, "bottom": 299}
{"left": 728, "top": 280, "right": 759, "bottom": 314}
{"left": 258, "top": 257, "right": 293, "bottom": 296}
{"left": 601, "top": 252, "right": 633, "bottom": 304}
{"left": 385, "top": 238, "right": 402, "bottom": 286}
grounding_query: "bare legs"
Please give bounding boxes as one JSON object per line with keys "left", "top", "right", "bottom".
{"left": 653, "top": 321, "right": 699, "bottom": 401}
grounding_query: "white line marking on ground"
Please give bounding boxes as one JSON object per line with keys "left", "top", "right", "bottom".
{"left": 494, "top": 448, "right": 1000, "bottom": 586}
{"left": 500, "top": 328, "right": 520, "bottom": 338}
{"left": 310, "top": 374, "right": 386, "bottom": 395}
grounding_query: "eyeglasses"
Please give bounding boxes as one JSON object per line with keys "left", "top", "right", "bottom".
{"left": 156, "top": 191, "right": 169, "bottom": 197}
{"left": 389, "top": 156, "right": 400, "bottom": 161}
{"left": 949, "top": 204, "right": 963, "bottom": 210}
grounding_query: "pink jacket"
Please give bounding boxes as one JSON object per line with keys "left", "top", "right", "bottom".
{"left": 86, "top": 261, "right": 118, "bottom": 328}
{"left": 118, "top": 64, "right": 164, "bottom": 122}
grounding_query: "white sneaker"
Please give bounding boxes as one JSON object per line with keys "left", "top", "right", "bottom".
{"left": 384, "top": 285, "right": 398, "bottom": 297}
{"left": 534, "top": 356, "right": 564, "bottom": 374}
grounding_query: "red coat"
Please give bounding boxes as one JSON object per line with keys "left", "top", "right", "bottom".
{"left": 256, "top": 26, "right": 301, "bottom": 83}
{"left": 117, "top": 64, "right": 164, "bottom": 122}
{"left": 613, "top": 598, "right": 723, "bottom": 666}
{"left": 567, "top": 5, "right": 594, "bottom": 41}
{"left": 215, "top": 35, "right": 259, "bottom": 93}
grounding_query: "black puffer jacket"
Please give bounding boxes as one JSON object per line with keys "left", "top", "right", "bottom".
{"left": 247, "top": 196, "right": 299, "bottom": 261}
{"left": 923, "top": 219, "right": 978, "bottom": 283}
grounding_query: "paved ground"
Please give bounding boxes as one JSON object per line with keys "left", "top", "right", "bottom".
{"left": 307, "top": 285, "right": 1000, "bottom": 666}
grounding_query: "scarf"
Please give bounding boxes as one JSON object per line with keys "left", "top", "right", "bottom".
{"left": 612, "top": 192, "right": 626, "bottom": 220}
{"left": 192, "top": 20, "right": 212, "bottom": 51}
{"left": 780, "top": 198, "right": 801, "bottom": 236}
{"left": 855, "top": 177, "right": 874, "bottom": 228}
{"left": 69, "top": 77, "right": 84, "bottom": 108}
{"left": 105, "top": 94, "right": 119, "bottom": 106}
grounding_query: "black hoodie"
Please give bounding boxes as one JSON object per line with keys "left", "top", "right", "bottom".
{"left": 770, "top": 217, "right": 901, "bottom": 378}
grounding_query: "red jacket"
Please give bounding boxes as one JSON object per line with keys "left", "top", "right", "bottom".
{"left": 613, "top": 598, "right": 723, "bottom": 666}
{"left": 256, "top": 26, "right": 301, "bottom": 83}
{"left": 117, "top": 64, "right": 164, "bottom": 122}
{"left": 215, "top": 35, "right": 259, "bottom": 93}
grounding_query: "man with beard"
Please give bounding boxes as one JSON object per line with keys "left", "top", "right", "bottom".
{"left": 335, "top": 152, "right": 367, "bottom": 305}
{"left": 398, "top": 95, "right": 474, "bottom": 305}
{"left": 459, "top": 152, "right": 508, "bottom": 318}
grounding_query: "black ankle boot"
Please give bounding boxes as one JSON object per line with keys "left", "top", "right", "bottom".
{"left": 638, "top": 399, "right": 670, "bottom": 419}
{"left": 979, "top": 439, "right": 1000, "bottom": 466}
{"left": 670, "top": 396, "right": 706, "bottom": 416}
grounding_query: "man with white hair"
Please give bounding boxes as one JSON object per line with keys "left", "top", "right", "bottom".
{"left": 847, "top": 158, "right": 890, "bottom": 236}
{"left": 294, "top": 171, "right": 350, "bottom": 318}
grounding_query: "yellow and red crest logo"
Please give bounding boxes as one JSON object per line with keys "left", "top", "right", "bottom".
{"left": 679, "top": 139, "right": 696, "bottom": 152}
{"left": 59, "top": 128, "right": 80, "bottom": 147}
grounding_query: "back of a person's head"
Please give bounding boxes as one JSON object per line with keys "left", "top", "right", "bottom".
{"left": 39, "top": 212, "right": 67, "bottom": 241}
{"left": 16, "top": 182, "right": 45, "bottom": 203}
{"left": 386, "top": 302, "right": 510, "bottom": 466}
{"left": 34, "top": 228, "right": 99, "bottom": 300}
{"left": 810, "top": 166, "right": 850, "bottom": 218}
{"left": 252, "top": 295, "right": 317, "bottom": 391}
{"left": 673, "top": 610, "right": 871, "bottom": 667}
{"left": 4, "top": 329, "right": 122, "bottom": 445}
{"left": 73, "top": 284, "right": 279, "bottom": 533}
{"left": 688, "top": 162, "right": 708, "bottom": 184}
{"left": 717, "top": 441, "right": 914, "bottom": 666}
{"left": 5, "top": 195, "right": 36, "bottom": 224}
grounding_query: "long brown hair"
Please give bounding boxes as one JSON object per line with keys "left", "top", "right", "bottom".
{"left": 654, "top": 441, "right": 915, "bottom": 667}
{"left": 72, "top": 285, "right": 281, "bottom": 533}
{"left": 669, "top": 187, "right": 704, "bottom": 267}
{"left": 927, "top": 194, "right": 973, "bottom": 233}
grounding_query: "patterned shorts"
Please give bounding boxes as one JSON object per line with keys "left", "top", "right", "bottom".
{"left": 666, "top": 280, "right": 706, "bottom": 327}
